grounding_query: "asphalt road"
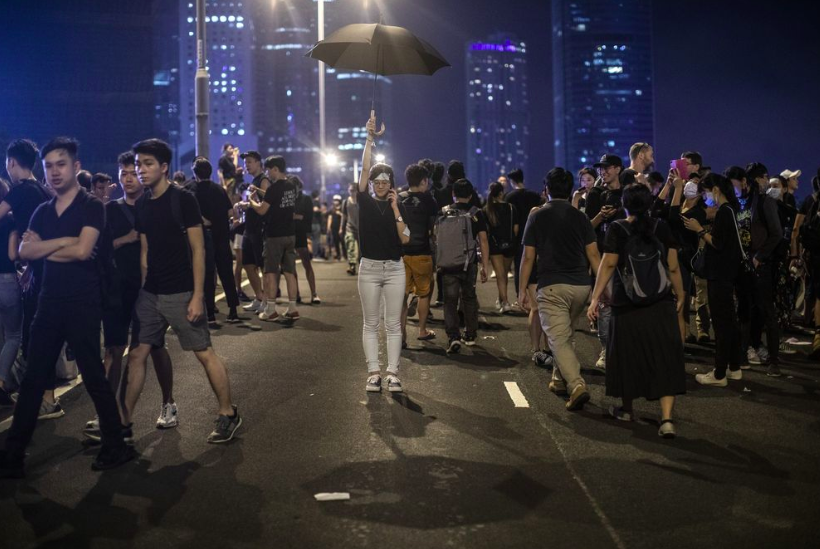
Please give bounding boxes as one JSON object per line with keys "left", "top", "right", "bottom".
{"left": 1, "top": 260, "right": 819, "bottom": 549}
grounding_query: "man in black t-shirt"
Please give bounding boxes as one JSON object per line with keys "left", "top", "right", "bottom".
{"left": 400, "top": 164, "right": 439, "bottom": 343}
{"left": 504, "top": 168, "right": 543, "bottom": 296}
{"left": 237, "top": 151, "right": 268, "bottom": 314}
{"left": 437, "top": 179, "right": 491, "bottom": 353}
{"left": 1, "top": 138, "right": 133, "bottom": 477}
{"left": 292, "top": 176, "right": 320, "bottom": 304}
{"left": 188, "top": 157, "right": 240, "bottom": 324}
{"left": 248, "top": 155, "right": 299, "bottom": 322}
{"left": 123, "top": 139, "right": 241, "bottom": 445}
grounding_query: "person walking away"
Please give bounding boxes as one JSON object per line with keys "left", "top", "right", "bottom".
{"left": 326, "top": 196, "right": 343, "bottom": 261}
{"left": 519, "top": 168, "right": 601, "bottom": 409}
{"left": 485, "top": 182, "right": 518, "bottom": 312}
{"left": 341, "top": 183, "right": 360, "bottom": 275}
{"left": 587, "top": 183, "right": 686, "bottom": 438}
{"left": 356, "top": 113, "right": 409, "bottom": 393}
{"left": 504, "top": 169, "right": 542, "bottom": 299}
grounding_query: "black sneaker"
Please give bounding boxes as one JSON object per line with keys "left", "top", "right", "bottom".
{"left": 461, "top": 334, "right": 477, "bottom": 346}
{"left": 0, "top": 450, "right": 25, "bottom": 479}
{"left": 226, "top": 309, "right": 241, "bottom": 323}
{"left": 447, "top": 338, "right": 461, "bottom": 354}
{"left": 237, "top": 290, "right": 251, "bottom": 302}
{"left": 207, "top": 405, "right": 242, "bottom": 444}
{"left": 766, "top": 364, "right": 782, "bottom": 377}
{"left": 296, "top": 294, "right": 302, "bottom": 304}
{"left": 91, "top": 444, "right": 137, "bottom": 471}
{"left": 84, "top": 422, "right": 134, "bottom": 445}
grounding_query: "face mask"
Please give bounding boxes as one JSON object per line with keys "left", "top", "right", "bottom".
{"left": 683, "top": 181, "right": 699, "bottom": 199}
{"left": 766, "top": 187, "right": 781, "bottom": 200}
{"left": 704, "top": 192, "right": 716, "bottom": 207}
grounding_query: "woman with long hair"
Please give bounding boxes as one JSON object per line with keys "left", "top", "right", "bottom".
{"left": 588, "top": 183, "right": 686, "bottom": 438}
{"left": 572, "top": 168, "right": 596, "bottom": 212}
{"left": 484, "top": 182, "right": 518, "bottom": 313}
{"left": 683, "top": 174, "right": 744, "bottom": 386}
{"left": 356, "top": 113, "right": 410, "bottom": 393}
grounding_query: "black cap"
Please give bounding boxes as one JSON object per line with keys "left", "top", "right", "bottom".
{"left": 593, "top": 154, "right": 624, "bottom": 169}
{"left": 240, "top": 150, "right": 262, "bottom": 162}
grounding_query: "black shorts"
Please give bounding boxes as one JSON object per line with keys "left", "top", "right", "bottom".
{"left": 102, "top": 280, "right": 142, "bottom": 349}
{"left": 490, "top": 244, "right": 517, "bottom": 258}
{"left": 242, "top": 231, "right": 264, "bottom": 267}
{"left": 295, "top": 231, "right": 309, "bottom": 249}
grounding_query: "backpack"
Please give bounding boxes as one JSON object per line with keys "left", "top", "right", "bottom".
{"left": 613, "top": 219, "right": 671, "bottom": 306}
{"left": 435, "top": 205, "right": 479, "bottom": 271}
{"left": 800, "top": 193, "right": 820, "bottom": 253}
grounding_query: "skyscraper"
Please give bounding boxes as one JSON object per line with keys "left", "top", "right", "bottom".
{"left": 552, "top": 0, "right": 654, "bottom": 173}
{"left": 179, "top": 0, "right": 257, "bottom": 164}
{"left": 153, "top": 0, "right": 181, "bottom": 164}
{"left": 466, "top": 34, "right": 530, "bottom": 194}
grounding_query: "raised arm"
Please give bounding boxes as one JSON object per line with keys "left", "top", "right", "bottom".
{"left": 358, "top": 111, "right": 381, "bottom": 194}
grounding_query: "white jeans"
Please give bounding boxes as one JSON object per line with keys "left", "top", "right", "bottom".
{"left": 358, "top": 258, "right": 406, "bottom": 375}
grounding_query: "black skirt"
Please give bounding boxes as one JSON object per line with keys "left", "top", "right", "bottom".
{"left": 606, "top": 298, "right": 686, "bottom": 401}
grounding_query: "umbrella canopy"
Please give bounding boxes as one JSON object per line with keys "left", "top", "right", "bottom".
{"left": 306, "top": 23, "right": 450, "bottom": 76}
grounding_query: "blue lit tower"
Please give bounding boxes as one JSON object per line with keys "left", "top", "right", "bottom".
{"left": 466, "top": 34, "right": 530, "bottom": 194}
{"left": 552, "top": 0, "right": 654, "bottom": 173}
{"left": 179, "top": 0, "right": 257, "bottom": 164}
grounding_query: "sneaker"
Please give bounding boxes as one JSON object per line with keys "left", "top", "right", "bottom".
{"left": 237, "top": 290, "right": 251, "bottom": 302}
{"left": 595, "top": 349, "right": 606, "bottom": 370}
{"left": 311, "top": 295, "right": 321, "bottom": 305}
{"left": 347, "top": 265, "right": 356, "bottom": 276}
{"left": 0, "top": 450, "right": 25, "bottom": 479}
{"left": 91, "top": 444, "right": 137, "bottom": 471}
{"left": 281, "top": 311, "right": 300, "bottom": 323}
{"left": 207, "top": 405, "right": 242, "bottom": 444}
{"left": 548, "top": 380, "right": 568, "bottom": 395}
{"left": 608, "top": 405, "right": 633, "bottom": 422}
{"left": 779, "top": 341, "right": 796, "bottom": 355}
{"left": 156, "top": 402, "right": 179, "bottom": 429}
{"left": 658, "top": 420, "right": 676, "bottom": 439}
{"left": 84, "top": 422, "right": 134, "bottom": 445}
{"left": 83, "top": 416, "right": 99, "bottom": 435}
{"left": 494, "top": 298, "right": 501, "bottom": 309}
{"left": 532, "top": 350, "right": 554, "bottom": 368}
{"left": 685, "top": 334, "right": 697, "bottom": 344}
{"left": 565, "top": 384, "right": 590, "bottom": 411}
{"left": 243, "top": 299, "right": 263, "bottom": 312}
{"left": 407, "top": 294, "right": 419, "bottom": 317}
{"left": 747, "top": 347, "right": 762, "bottom": 365}
{"left": 258, "top": 303, "right": 280, "bottom": 321}
{"left": 695, "top": 369, "right": 728, "bottom": 387}
{"left": 208, "top": 316, "right": 219, "bottom": 329}
{"left": 385, "top": 374, "right": 403, "bottom": 393}
{"left": 296, "top": 294, "right": 302, "bottom": 304}
{"left": 697, "top": 333, "right": 711, "bottom": 344}
{"left": 499, "top": 302, "right": 512, "bottom": 314}
{"left": 766, "top": 364, "right": 782, "bottom": 377}
{"left": 366, "top": 374, "right": 382, "bottom": 392}
{"left": 756, "top": 346, "right": 770, "bottom": 363}
{"left": 461, "top": 334, "right": 477, "bottom": 346}
{"left": 726, "top": 369, "right": 743, "bottom": 381}
{"left": 447, "top": 338, "right": 461, "bottom": 354}
{"left": 226, "top": 309, "right": 241, "bottom": 323}
{"left": 38, "top": 399, "right": 65, "bottom": 420}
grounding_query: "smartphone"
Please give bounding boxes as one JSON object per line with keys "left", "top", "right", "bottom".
{"left": 670, "top": 159, "right": 690, "bottom": 180}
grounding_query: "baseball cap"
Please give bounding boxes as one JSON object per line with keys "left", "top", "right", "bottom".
{"left": 240, "top": 150, "right": 262, "bottom": 162}
{"left": 593, "top": 154, "right": 624, "bottom": 169}
{"left": 780, "top": 169, "right": 801, "bottom": 180}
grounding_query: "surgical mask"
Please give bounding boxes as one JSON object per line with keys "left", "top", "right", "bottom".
{"left": 683, "top": 181, "right": 699, "bottom": 199}
{"left": 704, "top": 192, "right": 716, "bottom": 207}
{"left": 766, "top": 187, "right": 781, "bottom": 200}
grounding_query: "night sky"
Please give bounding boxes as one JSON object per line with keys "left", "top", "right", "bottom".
{"left": 375, "top": 0, "right": 820, "bottom": 200}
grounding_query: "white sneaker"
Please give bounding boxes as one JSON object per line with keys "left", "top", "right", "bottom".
{"left": 695, "top": 369, "right": 728, "bottom": 387}
{"left": 726, "top": 369, "right": 743, "bottom": 381}
{"left": 499, "top": 302, "right": 512, "bottom": 314}
{"left": 779, "top": 341, "right": 796, "bottom": 355}
{"left": 494, "top": 298, "right": 501, "bottom": 309}
{"left": 156, "top": 402, "right": 179, "bottom": 429}
{"left": 756, "top": 346, "right": 770, "bottom": 363}
{"left": 747, "top": 346, "right": 762, "bottom": 365}
{"left": 258, "top": 302, "right": 280, "bottom": 321}
{"left": 243, "top": 299, "right": 263, "bottom": 312}
{"left": 595, "top": 349, "right": 606, "bottom": 370}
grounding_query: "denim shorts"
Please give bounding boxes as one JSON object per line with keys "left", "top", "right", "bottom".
{"left": 135, "top": 290, "right": 211, "bottom": 352}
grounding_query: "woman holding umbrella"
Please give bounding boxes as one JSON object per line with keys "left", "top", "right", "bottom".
{"left": 357, "top": 113, "right": 410, "bottom": 393}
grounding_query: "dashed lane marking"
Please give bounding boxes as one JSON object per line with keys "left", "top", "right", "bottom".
{"left": 504, "top": 381, "right": 530, "bottom": 408}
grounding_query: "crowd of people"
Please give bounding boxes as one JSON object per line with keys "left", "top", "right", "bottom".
{"left": 0, "top": 123, "right": 818, "bottom": 476}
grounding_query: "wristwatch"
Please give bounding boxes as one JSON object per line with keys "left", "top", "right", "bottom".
{"left": 396, "top": 216, "right": 404, "bottom": 223}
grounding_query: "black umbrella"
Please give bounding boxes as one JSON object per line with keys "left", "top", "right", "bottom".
{"left": 306, "top": 22, "right": 451, "bottom": 123}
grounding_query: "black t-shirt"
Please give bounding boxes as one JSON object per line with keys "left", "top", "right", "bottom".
{"left": 357, "top": 190, "right": 407, "bottom": 261}
{"left": 486, "top": 202, "right": 517, "bottom": 248}
{"left": 0, "top": 215, "right": 16, "bottom": 274}
{"left": 263, "top": 178, "right": 297, "bottom": 238}
{"left": 705, "top": 203, "right": 743, "bottom": 283}
{"left": 799, "top": 193, "right": 817, "bottom": 218}
{"left": 295, "top": 193, "right": 314, "bottom": 236}
{"left": 28, "top": 189, "right": 105, "bottom": 301}
{"left": 104, "top": 199, "right": 141, "bottom": 287}
{"left": 400, "top": 191, "right": 438, "bottom": 256}
{"left": 505, "top": 188, "right": 542, "bottom": 241}
{"left": 245, "top": 174, "right": 269, "bottom": 234}
{"left": 522, "top": 200, "right": 596, "bottom": 289}
{"left": 329, "top": 209, "right": 342, "bottom": 233}
{"left": 668, "top": 201, "right": 707, "bottom": 255}
{"left": 186, "top": 179, "right": 233, "bottom": 237}
{"left": 603, "top": 218, "right": 677, "bottom": 308}
{"left": 3, "top": 178, "right": 50, "bottom": 235}
{"left": 135, "top": 184, "right": 203, "bottom": 295}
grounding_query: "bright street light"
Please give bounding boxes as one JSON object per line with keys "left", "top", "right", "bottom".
{"left": 324, "top": 153, "right": 339, "bottom": 167}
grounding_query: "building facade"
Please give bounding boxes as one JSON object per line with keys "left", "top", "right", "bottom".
{"left": 466, "top": 34, "right": 530, "bottom": 195}
{"left": 552, "top": 0, "right": 654, "bottom": 173}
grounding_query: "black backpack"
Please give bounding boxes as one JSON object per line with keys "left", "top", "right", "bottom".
{"left": 800, "top": 194, "right": 820, "bottom": 252}
{"left": 612, "top": 219, "right": 671, "bottom": 306}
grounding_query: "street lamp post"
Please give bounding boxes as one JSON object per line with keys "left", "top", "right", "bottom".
{"left": 195, "top": 0, "right": 210, "bottom": 158}
{"left": 318, "top": 0, "right": 327, "bottom": 203}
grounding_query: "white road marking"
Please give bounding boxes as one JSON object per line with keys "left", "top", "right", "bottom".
{"left": 504, "top": 381, "right": 530, "bottom": 408}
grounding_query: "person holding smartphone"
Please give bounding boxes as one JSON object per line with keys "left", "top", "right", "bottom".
{"left": 357, "top": 113, "right": 410, "bottom": 394}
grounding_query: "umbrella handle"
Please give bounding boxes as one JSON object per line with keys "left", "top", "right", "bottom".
{"left": 370, "top": 109, "right": 386, "bottom": 137}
